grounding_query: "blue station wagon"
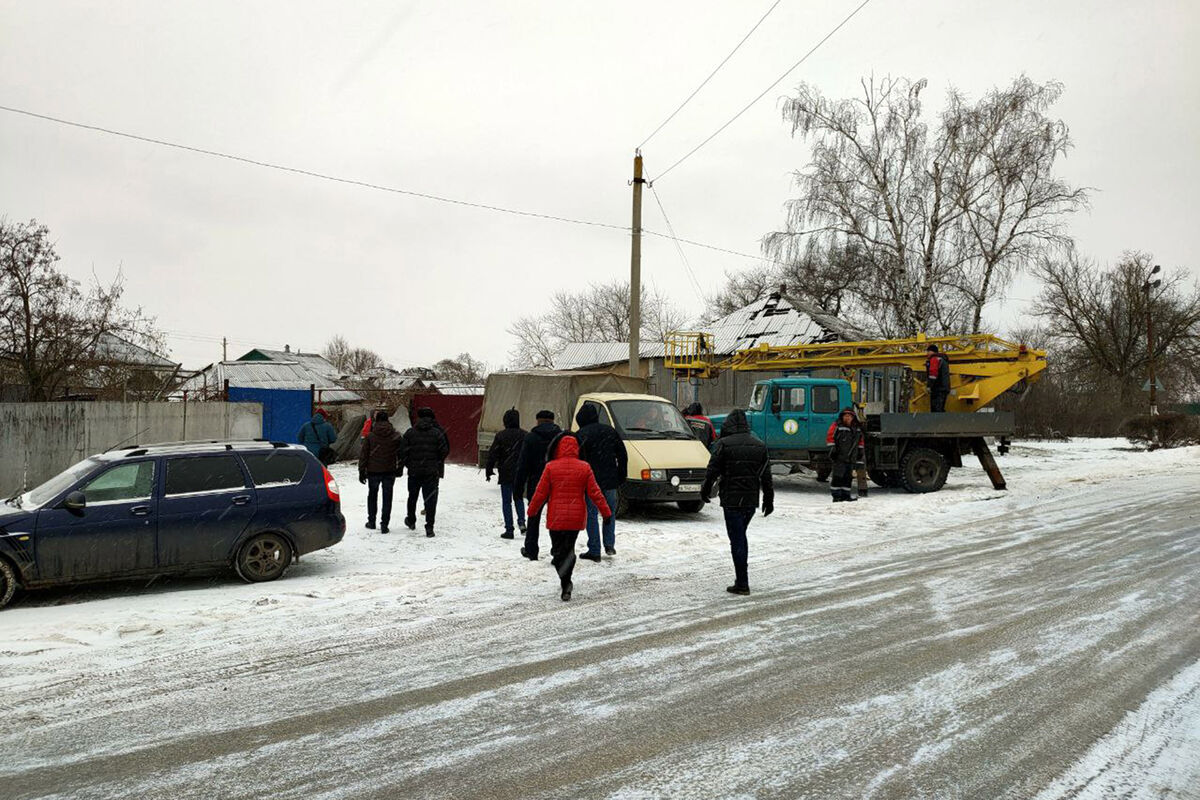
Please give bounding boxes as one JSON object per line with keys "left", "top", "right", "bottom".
{"left": 0, "top": 440, "right": 346, "bottom": 608}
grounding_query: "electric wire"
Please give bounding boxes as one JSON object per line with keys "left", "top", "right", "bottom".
{"left": 653, "top": 0, "right": 875, "bottom": 182}
{"left": 637, "top": 0, "right": 785, "bottom": 150}
{"left": 0, "top": 104, "right": 630, "bottom": 233}
{"left": 646, "top": 182, "right": 709, "bottom": 305}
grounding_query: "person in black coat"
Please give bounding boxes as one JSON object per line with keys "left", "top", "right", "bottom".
{"left": 700, "top": 409, "right": 774, "bottom": 595}
{"left": 402, "top": 407, "right": 450, "bottom": 536}
{"left": 358, "top": 411, "right": 406, "bottom": 533}
{"left": 514, "top": 410, "right": 561, "bottom": 560}
{"left": 486, "top": 408, "right": 527, "bottom": 539}
{"left": 925, "top": 344, "right": 952, "bottom": 412}
{"left": 575, "top": 402, "right": 628, "bottom": 560}
{"left": 826, "top": 407, "right": 863, "bottom": 503}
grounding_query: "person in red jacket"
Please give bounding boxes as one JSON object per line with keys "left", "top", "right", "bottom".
{"left": 527, "top": 433, "right": 612, "bottom": 601}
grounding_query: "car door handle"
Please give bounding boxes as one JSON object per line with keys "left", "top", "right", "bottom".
{"left": 231, "top": 495, "right": 251, "bottom": 506}
{"left": 131, "top": 505, "right": 151, "bottom": 516}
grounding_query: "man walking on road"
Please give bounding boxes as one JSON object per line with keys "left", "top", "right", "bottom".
{"left": 359, "top": 410, "right": 405, "bottom": 532}
{"left": 700, "top": 409, "right": 774, "bottom": 596}
{"left": 514, "top": 410, "right": 561, "bottom": 561}
{"left": 486, "top": 408, "right": 527, "bottom": 539}
{"left": 298, "top": 409, "right": 338, "bottom": 462}
{"left": 403, "top": 407, "right": 449, "bottom": 537}
{"left": 527, "top": 433, "right": 612, "bottom": 601}
{"left": 925, "top": 344, "right": 951, "bottom": 412}
{"left": 575, "top": 403, "right": 627, "bottom": 560}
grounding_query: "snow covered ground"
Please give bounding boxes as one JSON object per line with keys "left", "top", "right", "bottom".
{"left": 2, "top": 439, "right": 1198, "bottom": 799}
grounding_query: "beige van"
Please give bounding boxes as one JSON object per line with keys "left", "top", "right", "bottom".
{"left": 571, "top": 393, "right": 711, "bottom": 514}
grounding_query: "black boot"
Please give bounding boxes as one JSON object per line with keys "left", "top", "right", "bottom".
{"left": 561, "top": 581, "right": 573, "bottom": 601}
{"left": 831, "top": 492, "right": 843, "bottom": 503}
{"left": 404, "top": 517, "right": 416, "bottom": 530}
{"left": 365, "top": 520, "right": 376, "bottom": 529}
{"left": 425, "top": 526, "right": 435, "bottom": 538}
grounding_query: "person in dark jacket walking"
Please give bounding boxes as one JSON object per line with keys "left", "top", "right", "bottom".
{"left": 700, "top": 409, "right": 774, "bottom": 596}
{"left": 402, "top": 407, "right": 450, "bottom": 536}
{"left": 925, "top": 344, "right": 952, "bottom": 412}
{"left": 825, "top": 407, "right": 863, "bottom": 503}
{"left": 486, "top": 408, "right": 527, "bottom": 539}
{"left": 527, "top": 433, "right": 612, "bottom": 601}
{"left": 298, "top": 410, "right": 338, "bottom": 460}
{"left": 358, "top": 411, "right": 405, "bottom": 532}
{"left": 514, "top": 410, "right": 561, "bottom": 560}
{"left": 574, "top": 403, "right": 627, "bottom": 560}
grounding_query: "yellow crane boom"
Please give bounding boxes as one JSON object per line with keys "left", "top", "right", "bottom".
{"left": 665, "top": 332, "right": 1047, "bottom": 413}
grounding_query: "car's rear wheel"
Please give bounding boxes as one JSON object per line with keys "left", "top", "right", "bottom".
{"left": 676, "top": 500, "right": 704, "bottom": 513}
{"left": 0, "top": 558, "right": 16, "bottom": 609}
{"left": 235, "top": 533, "right": 293, "bottom": 583}
{"left": 614, "top": 489, "right": 630, "bottom": 519}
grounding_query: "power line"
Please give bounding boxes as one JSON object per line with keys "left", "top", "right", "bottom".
{"left": 638, "top": 0, "right": 785, "bottom": 150}
{"left": 0, "top": 104, "right": 630, "bottom": 233}
{"left": 654, "top": 0, "right": 875, "bottom": 182}
{"left": 647, "top": 182, "right": 709, "bottom": 306}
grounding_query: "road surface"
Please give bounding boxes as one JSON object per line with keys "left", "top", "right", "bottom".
{"left": 4, "top": 474, "right": 1199, "bottom": 798}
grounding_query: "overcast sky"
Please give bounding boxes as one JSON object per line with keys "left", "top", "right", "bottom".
{"left": 2, "top": 0, "right": 1196, "bottom": 371}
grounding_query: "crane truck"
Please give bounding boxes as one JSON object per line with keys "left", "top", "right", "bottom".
{"left": 665, "top": 332, "right": 1047, "bottom": 494}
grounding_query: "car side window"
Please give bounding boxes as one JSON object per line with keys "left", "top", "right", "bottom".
{"left": 241, "top": 453, "right": 307, "bottom": 487}
{"left": 812, "top": 385, "right": 841, "bottom": 414}
{"left": 582, "top": 401, "right": 613, "bottom": 426}
{"left": 164, "top": 456, "right": 247, "bottom": 496}
{"left": 82, "top": 461, "right": 155, "bottom": 504}
{"left": 781, "top": 387, "right": 806, "bottom": 412}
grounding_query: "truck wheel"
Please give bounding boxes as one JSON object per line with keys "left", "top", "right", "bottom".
{"left": 900, "top": 448, "right": 949, "bottom": 493}
{"left": 676, "top": 500, "right": 704, "bottom": 513}
{"left": 868, "top": 469, "right": 892, "bottom": 488}
{"left": 0, "top": 558, "right": 16, "bottom": 609}
{"left": 815, "top": 466, "right": 831, "bottom": 483}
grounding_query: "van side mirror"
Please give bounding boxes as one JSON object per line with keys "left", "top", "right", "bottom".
{"left": 62, "top": 491, "right": 86, "bottom": 516}
{"left": 771, "top": 394, "right": 782, "bottom": 414}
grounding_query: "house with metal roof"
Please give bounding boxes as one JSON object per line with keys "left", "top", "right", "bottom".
{"left": 551, "top": 290, "right": 898, "bottom": 413}
{"left": 174, "top": 359, "right": 362, "bottom": 404}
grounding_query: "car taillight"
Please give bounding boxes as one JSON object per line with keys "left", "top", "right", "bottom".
{"left": 322, "top": 466, "right": 340, "bottom": 502}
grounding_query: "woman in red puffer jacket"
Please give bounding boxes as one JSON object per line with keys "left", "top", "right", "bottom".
{"left": 528, "top": 433, "right": 612, "bottom": 602}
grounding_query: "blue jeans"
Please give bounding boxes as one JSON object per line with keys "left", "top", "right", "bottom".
{"left": 585, "top": 488, "right": 619, "bottom": 555}
{"left": 723, "top": 507, "right": 755, "bottom": 589}
{"left": 500, "top": 483, "right": 526, "bottom": 532}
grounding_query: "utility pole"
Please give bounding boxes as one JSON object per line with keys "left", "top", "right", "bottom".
{"left": 1145, "top": 264, "right": 1162, "bottom": 417}
{"left": 629, "top": 151, "right": 644, "bottom": 378}
{"left": 222, "top": 337, "right": 228, "bottom": 362}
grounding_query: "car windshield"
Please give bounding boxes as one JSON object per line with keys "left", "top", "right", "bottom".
{"left": 608, "top": 400, "right": 695, "bottom": 440}
{"left": 20, "top": 458, "right": 103, "bottom": 509}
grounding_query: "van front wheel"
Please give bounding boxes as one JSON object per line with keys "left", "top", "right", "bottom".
{"left": 677, "top": 500, "right": 704, "bottom": 513}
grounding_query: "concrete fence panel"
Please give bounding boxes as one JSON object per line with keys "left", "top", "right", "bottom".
{"left": 0, "top": 401, "right": 263, "bottom": 496}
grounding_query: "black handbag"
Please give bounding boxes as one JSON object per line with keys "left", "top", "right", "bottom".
{"left": 310, "top": 421, "right": 338, "bottom": 465}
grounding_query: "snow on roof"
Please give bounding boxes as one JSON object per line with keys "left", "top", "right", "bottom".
{"left": 93, "top": 333, "right": 179, "bottom": 369}
{"left": 553, "top": 293, "right": 867, "bottom": 370}
{"left": 426, "top": 381, "right": 485, "bottom": 396}
{"left": 237, "top": 348, "right": 341, "bottom": 380}
{"left": 553, "top": 342, "right": 664, "bottom": 371}
{"left": 175, "top": 360, "right": 362, "bottom": 402}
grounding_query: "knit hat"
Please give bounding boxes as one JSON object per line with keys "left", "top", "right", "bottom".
{"left": 417, "top": 407, "right": 435, "bottom": 420}
{"left": 536, "top": 409, "right": 555, "bottom": 421}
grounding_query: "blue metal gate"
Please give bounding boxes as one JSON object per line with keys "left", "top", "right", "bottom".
{"left": 226, "top": 387, "right": 312, "bottom": 442}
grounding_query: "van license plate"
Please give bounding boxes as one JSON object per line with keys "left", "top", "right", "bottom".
{"left": 679, "top": 483, "right": 701, "bottom": 493}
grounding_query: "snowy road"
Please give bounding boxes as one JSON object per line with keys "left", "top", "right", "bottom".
{"left": 2, "top": 441, "right": 1198, "bottom": 798}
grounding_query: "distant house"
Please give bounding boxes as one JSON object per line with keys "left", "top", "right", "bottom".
{"left": 1, "top": 332, "right": 181, "bottom": 401}
{"left": 552, "top": 290, "right": 901, "bottom": 413}
{"left": 425, "top": 381, "right": 485, "bottom": 396}
{"left": 175, "top": 345, "right": 361, "bottom": 404}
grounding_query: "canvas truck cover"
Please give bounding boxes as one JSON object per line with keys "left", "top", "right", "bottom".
{"left": 477, "top": 371, "right": 647, "bottom": 460}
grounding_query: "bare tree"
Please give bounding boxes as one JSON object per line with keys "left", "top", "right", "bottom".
{"left": 433, "top": 352, "right": 488, "bottom": 383}
{"left": 507, "top": 280, "right": 692, "bottom": 368}
{"left": 1032, "top": 249, "right": 1200, "bottom": 405}
{"left": 0, "top": 218, "right": 162, "bottom": 401}
{"left": 768, "top": 75, "right": 1086, "bottom": 336}
{"left": 323, "top": 335, "right": 387, "bottom": 375}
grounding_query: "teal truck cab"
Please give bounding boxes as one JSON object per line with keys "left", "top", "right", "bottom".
{"left": 711, "top": 376, "right": 1014, "bottom": 494}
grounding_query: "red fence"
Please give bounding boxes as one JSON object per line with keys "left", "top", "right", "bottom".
{"left": 409, "top": 393, "right": 484, "bottom": 465}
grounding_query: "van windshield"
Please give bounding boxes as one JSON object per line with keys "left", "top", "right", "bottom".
{"left": 19, "top": 458, "right": 103, "bottom": 509}
{"left": 608, "top": 400, "right": 695, "bottom": 440}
